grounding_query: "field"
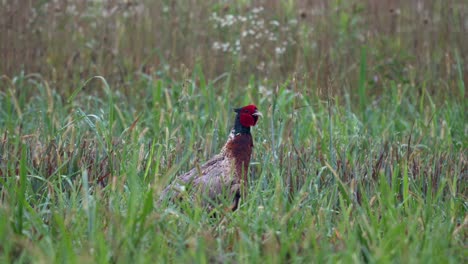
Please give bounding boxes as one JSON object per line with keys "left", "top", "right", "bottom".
{"left": 0, "top": 0, "right": 467, "bottom": 263}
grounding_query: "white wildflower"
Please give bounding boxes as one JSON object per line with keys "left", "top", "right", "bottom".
{"left": 268, "top": 33, "right": 277, "bottom": 41}
{"left": 212, "top": 41, "right": 221, "bottom": 50}
{"left": 257, "top": 62, "right": 266, "bottom": 72}
{"left": 270, "top": 20, "right": 280, "bottom": 27}
{"left": 256, "top": 19, "right": 264, "bottom": 27}
{"left": 275, "top": 47, "right": 286, "bottom": 55}
{"left": 221, "top": 42, "right": 230, "bottom": 52}
{"left": 252, "top": 7, "right": 264, "bottom": 13}
{"left": 66, "top": 4, "right": 77, "bottom": 15}
{"left": 221, "top": 14, "right": 236, "bottom": 27}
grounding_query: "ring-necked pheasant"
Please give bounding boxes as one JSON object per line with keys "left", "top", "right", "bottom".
{"left": 159, "top": 104, "right": 262, "bottom": 211}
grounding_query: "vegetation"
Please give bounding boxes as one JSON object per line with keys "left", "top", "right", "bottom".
{"left": 0, "top": 0, "right": 466, "bottom": 263}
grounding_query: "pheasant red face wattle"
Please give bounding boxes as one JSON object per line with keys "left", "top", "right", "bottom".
{"left": 235, "top": 104, "right": 262, "bottom": 127}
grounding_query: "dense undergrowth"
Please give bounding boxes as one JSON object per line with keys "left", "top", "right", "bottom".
{"left": 0, "top": 0, "right": 466, "bottom": 263}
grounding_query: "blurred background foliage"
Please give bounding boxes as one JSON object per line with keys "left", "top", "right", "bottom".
{"left": 1, "top": 0, "right": 466, "bottom": 101}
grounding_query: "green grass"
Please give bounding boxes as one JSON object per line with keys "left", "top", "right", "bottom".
{"left": 0, "top": 1, "right": 467, "bottom": 263}
{"left": 0, "top": 71, "right": 465, "bottom": 263}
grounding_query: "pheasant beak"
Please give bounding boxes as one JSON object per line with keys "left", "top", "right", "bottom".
{"left": 252, "top": 110, "right": 263, "bottom": 117}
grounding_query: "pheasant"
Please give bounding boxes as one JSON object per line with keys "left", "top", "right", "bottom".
{"left": 159, "top": 104, "right": 262, "bottom": 211}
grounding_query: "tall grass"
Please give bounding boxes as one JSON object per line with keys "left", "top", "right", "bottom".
{"left": 0, "top": 70, "right": 466, "bottom": 262}
{"left": 1, "top": 0, "right": 466, "bottom": 101}
{"left": 0, "top": 0, "right": 466, "bottom": 263}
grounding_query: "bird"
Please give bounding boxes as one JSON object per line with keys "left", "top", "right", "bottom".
{"left": 159, "top": 104, "right": 262, "bottom": 212}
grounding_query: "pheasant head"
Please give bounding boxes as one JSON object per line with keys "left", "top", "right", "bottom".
{"left": 233, "top": 104, "right": 262, "bottom": 134}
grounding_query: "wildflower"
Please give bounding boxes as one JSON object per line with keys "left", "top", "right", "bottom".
{"left": 256, "top": 19, "right": 264, "bottom": 27}
{"left": 212, "top": 42, "right": 221, "bottom": 50}
{"left": 275, "top": 47, "right": 286, "bottom": 55}
{"left": 252, "top": 7, "right": 264, "bottom": 13}
{"left": 220, "top": 14, "right": 236, "bottom": 27}
{"left": 289, "top": 19, "right": 298, "bottom": 25}
{"left": 268, "top": 33, "right": 278, "bottom": 41}
{"left": 269, "top": 20, "right": 280, "bottom": 27}
{"left": 221, "top": 42, "right": 230, "bottom": 52}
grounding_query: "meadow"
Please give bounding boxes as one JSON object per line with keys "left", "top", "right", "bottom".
{"left": 0, "top": 0, "right": 466, "bottom": 263}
